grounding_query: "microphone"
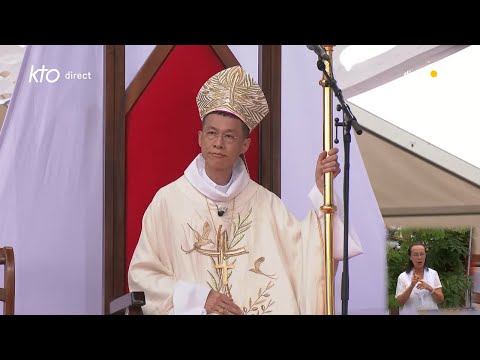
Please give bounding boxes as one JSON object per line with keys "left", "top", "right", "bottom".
{"left": 306, "top": 45, "right": 330, "bottom": 62}
{"left": 216, "top": 205, "right": 228, "bottom": 217}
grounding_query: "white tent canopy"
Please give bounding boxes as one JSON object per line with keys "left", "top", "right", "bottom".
{"left": 335, "top": 45, "right": 480, "bottom": 254}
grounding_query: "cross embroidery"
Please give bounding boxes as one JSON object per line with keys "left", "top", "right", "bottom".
{"left": 194, "top": 224, "right": 249, "bottom": 297}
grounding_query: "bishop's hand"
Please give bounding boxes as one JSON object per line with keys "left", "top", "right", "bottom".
{"left": 204, "top": 290, "right": 244, "bottom": 315}
{"left": 315, "top": 147, "right": 341, "bottom": 195}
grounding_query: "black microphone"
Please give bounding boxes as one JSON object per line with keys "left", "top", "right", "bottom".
{"left": 217, "top": 206, "right": 227, "bottom": 217}
{"left": 306, "top": 45, "right": 330, "bottom": 62}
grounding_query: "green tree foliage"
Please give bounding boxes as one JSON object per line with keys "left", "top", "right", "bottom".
{"left": 387, "top": 227, "right": 472, "bottom": 310}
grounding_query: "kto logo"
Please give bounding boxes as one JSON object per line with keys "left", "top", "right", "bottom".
{"left": 28, "top": 65, "right": 93, "bottom": 83}
{"left": 29, "top": 65, "right": 60, "bottom": 83}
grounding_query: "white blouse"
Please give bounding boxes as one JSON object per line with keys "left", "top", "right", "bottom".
{"left": 395, "top": 268, "right": 442, "bottom": 315}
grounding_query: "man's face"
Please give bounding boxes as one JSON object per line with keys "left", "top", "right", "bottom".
{"left": 198, "top": 113, "right": 251, "bottom": 172}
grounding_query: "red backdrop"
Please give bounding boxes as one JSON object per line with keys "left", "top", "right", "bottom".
{"left": 125, "top": 45, "right": 259, "bottom": 286}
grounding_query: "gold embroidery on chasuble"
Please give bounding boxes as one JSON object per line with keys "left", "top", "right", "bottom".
{"left": 182, "top": 207, "right": 277, "bottom": 314}
{"left": 182, "top": 208, "right": 252, "bottom": 297}
{"left": 243, "top": 280, "right": 275, "bottom": 315}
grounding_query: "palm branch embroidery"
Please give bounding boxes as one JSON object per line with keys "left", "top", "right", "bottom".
{"left": 243, "top": 281, "right": 275, "bottom": 315}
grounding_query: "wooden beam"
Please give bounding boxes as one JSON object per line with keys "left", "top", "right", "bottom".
{"left": 104, "top": 45, "right": 126, "bottom": 314}
{"left": 258, "top": 45, "right": 281, "bottom": 196}
{"left": 125, "top": 45, "right": 174, "bottom": 114}
{"left": 210, "top": 45, "right": 240, "bottom": 68}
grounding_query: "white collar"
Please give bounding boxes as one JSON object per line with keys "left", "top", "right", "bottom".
{"left": 184, "top": 154, "right": 250, "bottom": 202}
{"left": 199, "top": 165, "right": 234, "bottom": 193}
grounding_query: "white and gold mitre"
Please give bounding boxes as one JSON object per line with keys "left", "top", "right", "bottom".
{"left": 196, "top": 66, "right": 269, "bottom": 132}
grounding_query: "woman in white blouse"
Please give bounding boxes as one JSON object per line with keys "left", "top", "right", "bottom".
{"left": 395, "top": 243, "right": 444, "bottom": 314}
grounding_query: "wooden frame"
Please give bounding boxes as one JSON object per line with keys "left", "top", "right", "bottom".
{"left": 104, "top": 45, "right": 126, "bottom": 314}
{"left": 0, "top": 246, "right": 15, "bottom": 315}
{"left": 259, "top": 45, "right": 281, "bottom": 196}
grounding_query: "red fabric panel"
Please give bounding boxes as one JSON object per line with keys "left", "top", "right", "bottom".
{"left": 125, "top": 45, "right": 259, "bottom": 286}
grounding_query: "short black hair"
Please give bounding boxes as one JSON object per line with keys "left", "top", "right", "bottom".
{"left": 203, "top": 111, "right": 250, "bottom": 138}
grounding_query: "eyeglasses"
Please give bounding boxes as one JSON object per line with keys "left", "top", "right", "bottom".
{"left": 203, "top": 130, "right": 240, "bottom": 144}
{"left": 412, "top": 253, "right": 426, "bottom": 258}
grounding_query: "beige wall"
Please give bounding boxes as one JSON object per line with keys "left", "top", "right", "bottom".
{"left": 356, "top": 130, "right": 480, "bottom": 256}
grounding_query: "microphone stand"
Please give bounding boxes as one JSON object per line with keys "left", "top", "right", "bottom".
{"left": 315, "top": 53, "right": 363, "bottom": 315}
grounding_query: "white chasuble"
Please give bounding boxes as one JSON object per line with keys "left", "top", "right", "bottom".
{"left": 128, "top": 155, "right": 363, "bottom": 315}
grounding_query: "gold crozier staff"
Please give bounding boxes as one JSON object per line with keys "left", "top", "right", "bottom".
{"left": 319, "top": 45, "right": 336, "bottom": 315}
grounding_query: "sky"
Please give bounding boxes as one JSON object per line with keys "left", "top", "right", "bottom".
{"left": 348, "top": 45, "right": 480, "bottom": 169}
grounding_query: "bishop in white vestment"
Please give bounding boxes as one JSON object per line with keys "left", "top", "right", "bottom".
{"left": 128, "top": 66, "right": 363, "bottom": 315}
